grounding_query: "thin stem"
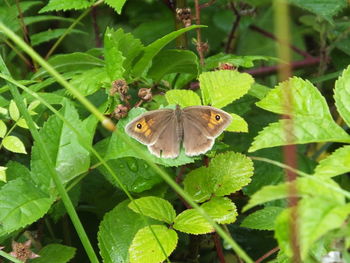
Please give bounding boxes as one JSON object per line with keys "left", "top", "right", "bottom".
{"left": 1, "top": 38, "right": 32, "bottom": 69}
{"left": 194, "top": 0, "right": 205, "bottom": 66}
{"left": 226, "top": 3, "right": 241, "bottom": 53}
{"left": 255, "top": 247, "right": 279, "bottom": 263}
{"left": 213, "top": 233, "right": 226, "bottom": 263}
{"left": 91, "top": 6, "right": 102, "bottom": 47}
{"left": 199, "top": 0, "right": 216, "bottom": 9}
{"left": 0, "top": 121, "right": 18, "bottom": 150}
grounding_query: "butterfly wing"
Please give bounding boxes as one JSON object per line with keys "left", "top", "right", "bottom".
{"left": 182, "top": 106, "right": 232, "bottom": 156}
{"left": 125, "top": 109, "right": 175, "bottom": 145}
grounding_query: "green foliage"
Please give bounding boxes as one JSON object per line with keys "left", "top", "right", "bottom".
{"left": 31, "top": 244, "right": 76, "bottom": 263}
{"left": 241, "top": 206, "right": 284, "bottom": 231}
{"left": 334, "top": 65, "right": 350, "bottom": 127}
{"left": 165, "top": 90, "right": 201, "bottom": 107}
{"left": 40, "top": 0, "right": 93, "bottom": 13}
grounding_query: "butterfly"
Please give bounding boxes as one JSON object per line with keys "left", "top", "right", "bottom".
{"left": 125, "top": 105, "right": 232, "bottom": 159}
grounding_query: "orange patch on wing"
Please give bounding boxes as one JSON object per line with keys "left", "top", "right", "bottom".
{"left": 133, "top": 118, "right": 154, "bottom": 137}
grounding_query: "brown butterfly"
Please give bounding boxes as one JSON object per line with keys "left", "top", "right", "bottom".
{"left": 125, "top": 105, "right": 232, "bottom": 158}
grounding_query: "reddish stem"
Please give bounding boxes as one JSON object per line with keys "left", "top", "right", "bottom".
{"left": 255, "top": 247, "right": 280, "bottom": 263}
{"left": 194, "top": 0, "right": 205, "bottom": 66}
{"left": 226, "top": 3, "right": 241, "bottom": 53}
{"left": 199, "top": 0, "right": 216, "bottom": 9}
{"left": 213, "top": 233, "right": 226, "bottom": 263}
{"left": 91, "top": 6, "right": 102, "bottom": 48}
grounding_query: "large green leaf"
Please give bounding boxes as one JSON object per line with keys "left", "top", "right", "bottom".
{"left": 104, "top": 27, "right": 126, "bottom": 80}
{"left": 314, "top": 146, "right": 350, "bottom": 178}
{"left": 98, "top": 200, "right": 158, "bottom": 263}
{"left": 240, "top": 206, "right": 284, "bottom": 231}
{"left": 40, "top": 0, "right": 93, "bottom": 12}
{"left": 31, "top": 100, "right": 90, "bottom": 192}
{"left": 102, "top": 107, "right": 195, "bottom": 167}
{"left": 31, "top": 244, "right": 76, "bottom": 263}
{"left": 132, "top": 25, "right": 204, "bottom": 78}
{"left": 129, "top": 225, "right": 178, "bottom": 263}
{"left": 173, "top": 209, "right": 214, "bottom": 235}
{"left": 243, "top": 177, "right": 345, "bottom": 212}
{"left": 334, "top": 65, "right": 350, "bottom": 128}
{"left": 148, "top": 49, "right": 199, "bottom": 82}
{"left": 201, "top": 197, "right": 237, "bottom": 224}
{"left": 165, "top": 90, "right": 202, "bottom": 108}
{"left": 288, "top": 0, "right": 347, "bottom": 22}
{"left": 250, "top": 77, "right": 350, "bottom": 152}
{"left": 184, "top": 152, "right": 253, "bottom": 202}
{"left": 128, "top": 196, "right": 176, "bottom": 224}
{"left": 226, "top": 113, "right": 248, "bottom": 133}
{"left": 275, "top": 197, "right": 350, "bottom": 259}
{"left": 0, "top": 178, "right": 53, "bottom": 236}
{"left": 199, "top": 70, "right": 254, "bottom": 108}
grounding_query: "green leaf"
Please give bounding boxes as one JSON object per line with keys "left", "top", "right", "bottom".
{"left": 31, "top": 28, "right": 85, "bottom": 46}
{"left": 28, "top": 100, "right": 40, "bottom": 111}
{"left": 40, "top": 0, "right": 93, "bottom": 12}
{"left": 0, "top": 166, "right": 7, "bottom": 183}
{"left": 9, "top": 100, "right": 20, "bottom": 121}
{"left": 104, "top": 0, "right": 128, "bottom": 14}
{"left": 165, "top": 90, "right": 201, "bottom": 108}
{"left": 226, "top": 113, "right": 248, "bottom": 133}
{"left": 98, "top": 200, "right": 158, "bottom": 263}
{"left": 148, "top": 49, "right": 199, "bottom": 82}
{"left": 33, "top": 52, "right": 104, "bottom": 79}
{"left": 31, "top": 100, "right": 90, "bottom": 191}
{"left": 288, "top": 0, "right": 347, "bottom": 22}
{"left": 0, "top": 178, "right": 53, "bottom": 236}
{"left": 103, "top": 107, "right": 195, "bottom": 167}
{"left": 199, "top": 70, "right": 254, "bottom": 108}
{"left": 17, "top": 118, "right": 29, "bottom": 129}
{"left": 275, "top": 197, "right": 350, "bottom": 259}
{"left": 2, "top": 135, "right": 27, "bottom": 154}
{"left": 314, "top": 146, "right": 350, "bottom": 178}
{"left": 241, "top": 206, "right": 284, "bottom": 230}
{"left": 211, "top": 152, "right": 254, "bottom": 196}
{"left": 31, "top": 244, "right": 76, "bottom": 263}
{"left": 103, "top": 28, "right": 143, "bottom": 78}
{"left": 205, "top": 53, "right": 270, "bottom": 70}
{"left": 184, "top": 152, "right": 253, "bottom": 202}
{"left": 128, "top": 196, "right": 176, "bottom": 224}
{"left": 104, "top": 27, "right": 126, "bottom": 80}
{"left": 249, "top": 118, "right": 350, "bottom": 152}
{"left": 69, "top": 67, "right": 109, "bottom": 96}
{"left": 0, "top": 120, "right": 7, "bottom": 138}
{"left": 334, "top": 65, "right": 350, "bottom": 128}
{"left": 243, "top": 177, "right": 345, "bottom": 212}
{"left": 129, "top": 225, "right": 178, "bottom": 263}
{"left": 0, "top": 106, "right": 8, "bottom": 116}
{"left": 132, "top": 25, "right": 204, "bottom": 78}
{"left": 201, "top": 197, "right": 237, "bottom": 224}
{"left": 173, "top": 209, "right": 214, "bottom": 234}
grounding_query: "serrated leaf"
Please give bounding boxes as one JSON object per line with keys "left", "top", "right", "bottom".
{"left": 0, "top": 120, "right": 7, "bottom": 138}
{"left": 202, "top": 197, "right": 237, "bottom": 224}
{"left": 288, "top": 0, "right": 347, "bottom": 22}
{"left": 69, "top": 67, "right": 109, "bottom": 96}
{"left": 33, "top": 52, "right": 104, "bottom": 79}
{"left": 132, "top": 25, "right": 204, "bottom": 78}
{"left": 205, "top": 53, "right": 270, "bottom": 70}
{"left": 3, "top": 135, "right": 27, "bottom": 154}
{"left": 257, "top": 77, "right": 332, "bottom": 119}
{"left": 0, "top": 166, "right": 7, "bottom": 183}
{"left": 148, "top": 49, "right": 199, "bottom": 82}
{"left": 0, "top": 178, "right": 53, "bottom": 236}
{"left": 314, "top": 146, "right": 350, "bottom": 178}
{"left": 184, "top": 152, "right": 253, "bottom": 202}
{"left": 129, "top": 225, "right": 178, "bottom": 263}
{"left": 334, "top": 65, "right": 350, "bottom": 128}
{"left": 104, "top": 28, "right": 126, "bottom": 80}
{"left": 243, "top": 177, "right": 345, "bottom": 212}
{"left": 241, "top": 206, "right": 284, "bottom": 230}
{"left": 31, "top": 100, "right": 90, "bottom": 191}
{"left": 165, "top": 90, "right": 201, "bottom": 108}
{"left": 249, "top": 117, "right": 350, "bottom": 152}
{"left": 103, "top": 107, "right": 195, "bottom": 167}
{"left": 31, "top": 244, "right": 76, "bottom": 263}
{"left": 98, "top": 200, "right": 158, "bottom": 263}
{"left": 275, "top": 197, "right": 350, "bottom": 259}
{"left": 173, "top": 209, "right": 214, "bottom": 234}
{"left": 226, "top": 113, "right": 248, "bottom": 133}
{"left": 199, "top": 70, "right": 254, "bottom": 108}
{"left": 128, "top": 196, "right": 176, "bottom": 224}
{"left": 211, "top": 152, "right": 254, "bottom": 196}
{"left": 39, "top": 0, "right": 93, "bottom": 13}
{"left": 17, "top": 118, "right": 29, "bottom": 129}
{"left": 9, "top": 100, "right": 20, "bottom": 121}
{"left": 104, "top": 0, "right": 128, "bottom": 14}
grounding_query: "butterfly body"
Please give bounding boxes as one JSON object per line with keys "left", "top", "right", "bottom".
{"left": 125, "top": 105, "right": 232, "bottom": 158}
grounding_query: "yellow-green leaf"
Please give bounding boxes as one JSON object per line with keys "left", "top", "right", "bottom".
{"left": 9, "top": 100, "right": 20, "bottom": 121}
{"left": 2, "top": 136, "right": 27, "bottom": 154}
{"left": 226, "top": 113, "right": 248, "bottom": 132}
{"left": 0, "top": 120, "right": 7, "bottom": 138}
{"left": 0, "top": 166, "right": 7, "bottom": 183}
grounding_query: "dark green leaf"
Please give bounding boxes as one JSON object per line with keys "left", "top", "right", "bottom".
{"left": 31, "top": 244, "right": 76, "bottom": 263}
{"left": 241, "top": 206, "right": 284, "bottom": 230}
{"left": 40, "top": 0, "right": 93, "bottom": 13}
{"left": 104, "top": 28, "right": 125, "bottom": 80}
{"left": 31, "top": 28, "right": 85, "bottom": 46}
{"left": 104, "top": 0, "right": 128, "bottom": 14}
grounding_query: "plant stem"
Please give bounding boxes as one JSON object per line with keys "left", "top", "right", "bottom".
{"left": 255, "top": 246, "right": 279, "bottom": 263}
{"left": 226, "top": 2, "right": 241, "bottom": 53}
{"left": 194, "top": 0, "right": 205, "bottom": 66}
